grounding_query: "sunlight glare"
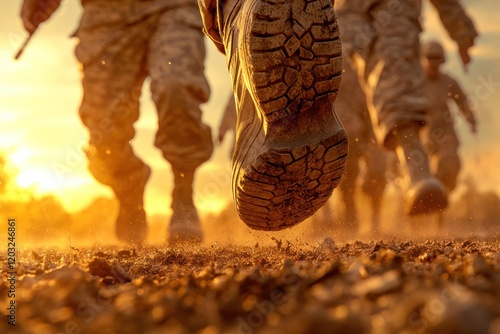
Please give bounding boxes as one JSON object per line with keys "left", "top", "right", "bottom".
{"left": 15, "top": 169, "right": 54, "bottom": 190}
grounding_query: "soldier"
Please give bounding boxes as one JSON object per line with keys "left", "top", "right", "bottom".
{"left": 335, "top": 0, "right": 478, "bottom": 216}
{"left": 335, "top": 58, "right": 388, "bottom": 233}
{"left": 421, "top": 40, "right": 477, "bottom": 193}
{"left": 198, "top": 0, "right": 348, "bottom": 230}
{"left": 21, "top": 0, "right": 214, "bottom": 244}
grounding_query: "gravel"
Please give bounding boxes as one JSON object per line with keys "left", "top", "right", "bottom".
{"left": 1, "top": 237, "right": 499, "bottom": 334}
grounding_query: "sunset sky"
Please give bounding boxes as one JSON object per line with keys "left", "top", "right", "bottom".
{"left": 1, "top": 0, "right": 499, "bottom": 217}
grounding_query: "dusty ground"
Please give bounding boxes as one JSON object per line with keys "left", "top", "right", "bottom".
{"left": 1, "top": 237, "right": 500, "bottom": 334}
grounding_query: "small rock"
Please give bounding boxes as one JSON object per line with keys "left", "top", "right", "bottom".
{"left": 353, "top": 270, "right": 402, "bottom": 298}
{"left": 112, "top": 263, "right": 132, "bottom": 283}
{"left": 315, "top": 237, "right": 336, "bottom": 254}
{"left": 88, "top": 257, "right": 113, "bottom": 277}
{"left": 425, "top": 293, "right": 491, "bottom": 334}
{"left": 389, "top": 243, "right": 401, "bottom": 252}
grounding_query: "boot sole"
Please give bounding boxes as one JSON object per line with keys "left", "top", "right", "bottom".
{"left": 235, "top": 0, "right": 347, "bottom": 230}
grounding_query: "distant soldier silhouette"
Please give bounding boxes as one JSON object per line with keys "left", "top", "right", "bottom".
{"left": 421, "top": 40, "right": 477, "bottom": 193}
{"left": 20, "top": 0, "right": 214, "bottom": 244}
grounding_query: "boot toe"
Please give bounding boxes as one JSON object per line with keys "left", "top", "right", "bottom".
{"left": 406, "top": 178, "right": 448, "bottom": 216}
{"left": 116, "top": 208, "right": 148, "bottom": 245}
{"left": 168, "top": 205, "right": 204, "bottom": 245}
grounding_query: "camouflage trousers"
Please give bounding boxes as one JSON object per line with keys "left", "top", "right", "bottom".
{"left": 337, "top": 0, "right": 429, "bottom": 150}
{"left": 74, "top": 0, "right": 213, "bottom": 194}
{"left": 422, "top": 122, "right": 461, "bottom": 191}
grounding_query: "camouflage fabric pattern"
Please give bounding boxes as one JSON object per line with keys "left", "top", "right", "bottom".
{"left": 335, "top": 0, "right": 477, "bottom": 150}
{"left": 75, "top": 0, "right": 213, "bottom": 194}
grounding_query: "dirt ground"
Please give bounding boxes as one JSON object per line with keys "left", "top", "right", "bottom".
{"left": 1, "top": 236, "right": 500, "bottom": 334}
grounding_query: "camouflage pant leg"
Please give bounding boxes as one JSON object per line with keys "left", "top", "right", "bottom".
{"left": 148, "top": 5, "right": 213, "bottom": 171}
{"left": 423, "top": 124, "right": 460, "bottom": 191}
{"left": 336, "top": 60, "right": 373, "bottom": 223}
{"left": 75, "top": 6, "right": 157, "bottom": 193}
{"left": 338, "top": 125, "right": 363, "bottom": 224}
{"left": 361, "top": 144, "right": 387, "bottom": 196}
{"left": 345, "top": 1, "right": 429, "bottom": 150}
{"left": 335, "top": 60, "right": 374, "bottom": 146}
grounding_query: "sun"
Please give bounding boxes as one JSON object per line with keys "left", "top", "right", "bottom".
{"left": 15, "top": 168, "right": 54, "bottom": 190}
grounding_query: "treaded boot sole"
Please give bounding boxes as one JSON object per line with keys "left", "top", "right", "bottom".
{"left": 406, "top": 178, "right": 448, "bottom": 216}
{"left": 235, "top": 0, "right": 347, "bottom": 230}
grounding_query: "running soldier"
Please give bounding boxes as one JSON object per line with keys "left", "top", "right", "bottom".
{"left": 335, "top": 0, "right": 478, "bottom": 216}
{"left": 421, "top": 40, "right": 478, "bottom": 193}
{"left": 21, "top": 0, "right": 214, "bottom": 244}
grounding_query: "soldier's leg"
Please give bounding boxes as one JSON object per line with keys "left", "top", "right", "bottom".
{"left": 344, "top": 2, "right": 448, "bottom": 216}
{"left": 75, "top": 8, "right": 155, "bottom": 244}
{"left": 338, "top": 141, "right": 361, "bottom": 232}
{"left": 394, "top": 127, "right": 447, "bottom": 215}
{"left": 148, "top": 6, "right": 213, "bottom": 244}
{"left": 432, "top": 148, "right": 461, "bottom": 192}
{"left": 361, "top": 145, "right": 388, "bottom": 232}
{"left": 425, "top": 126, "right": 461, "bottom": 193}
{"left": 198, "top": 0, "right": 348, "bottom": 230}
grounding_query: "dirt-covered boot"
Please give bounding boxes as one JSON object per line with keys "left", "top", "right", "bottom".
{"left": 168, "top": 168, "right": 203, "bottom": 244}
{"left": 395, "top": 127, "right": 448, "bottom": 215}
{"left": 204, "top": 0, "right": 348, "bottom": 230}
{"left": 114, "top": 165, "right": 151, "bottom": 244}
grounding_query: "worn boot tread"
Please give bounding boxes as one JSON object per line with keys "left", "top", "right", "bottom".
{"left": 247, "top": 0, "right": 342, "bottom": 122}
{"left": 235, "top": 0, "right": 347, "bottom": 230}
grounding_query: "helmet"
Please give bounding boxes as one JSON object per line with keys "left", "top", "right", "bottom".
{"left": 421, "top": 40, "right": 446, "bottom": 63}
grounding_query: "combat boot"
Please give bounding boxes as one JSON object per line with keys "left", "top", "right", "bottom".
{"left": 168, "top": 167, "right": 203, "bottom": 244}
{"left": 395, "top": 127, "right": 448, "bottom": 215}
{"left": 114, "top": 165, "right": 151, "bottom": 244}
{"left": 434, "top": 154, "right": 461, "bottom": 192}
{"left": 212, "top": 0, "right": 348, "bottom": 230}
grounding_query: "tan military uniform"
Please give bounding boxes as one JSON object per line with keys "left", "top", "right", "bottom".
{"left": 422, "top": 72, "right": 476, "bottom": 191}
{"left": 75, "top": 0, "right": 213, "bottom": 194}
{"left": 335, "top": 0, "right": 478, "bottom": 150}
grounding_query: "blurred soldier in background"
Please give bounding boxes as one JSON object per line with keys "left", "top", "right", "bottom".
{"left": 335, "top": 58, "right": 388, "bottom": 233}
{"left": 336, "top": 0, "right": 478, "bottom": 216}
{"left": 20, "top": 0, "right": 214, "bottom": 244}
{"left": 421, "top": 40, "right": 478, "bottom": 194}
